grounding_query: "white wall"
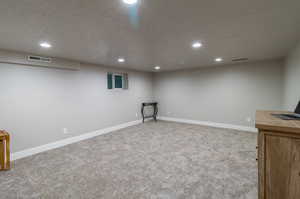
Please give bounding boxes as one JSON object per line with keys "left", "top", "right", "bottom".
{"left": 0, "top": 57, "right": 288, "bottom": 153}
{"left": 0, "top": 63, "right": 153, "bottom": 152}
{"left": 283, "top": 42, "right": 300, "bottom": 111}
{"left": 154, "top": 60, "right": 284, "bottom": 127}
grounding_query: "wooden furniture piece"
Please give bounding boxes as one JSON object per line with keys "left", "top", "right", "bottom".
{"left": 256, "top": 110, "right": 300, "bottom": 199}
{"left": 0, "top": 130, "right": 10, "bottom": 170}
{"left": 141, "top": 102, "right": 158, "bottom": 123}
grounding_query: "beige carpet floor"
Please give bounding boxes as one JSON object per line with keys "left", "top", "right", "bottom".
{"left": 0, "top": 121, "right": 257, "bottom": 199}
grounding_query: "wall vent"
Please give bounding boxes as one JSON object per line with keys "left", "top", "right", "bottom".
{"left": 232, "top": 58, "right": 249, "bottom": 62}
{"left": 0, "top": 50, "right": 80, "bottom": 70}
{"left": 27, "top": 55, "right": 52, "bottom": 63}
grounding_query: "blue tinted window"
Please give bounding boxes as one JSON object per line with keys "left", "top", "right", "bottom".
{"left": 107, "top": 73, "right": 113, "bottom": 89}
{"left": 115, "top": 75, "right": 123, "bottom": 88}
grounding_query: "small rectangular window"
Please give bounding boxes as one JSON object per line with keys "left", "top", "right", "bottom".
{"left": 107, "top": 73, "right": 113, "bottom": 89}
{"left": 114, "top": 75, "right": 123, "bottom": 88}
{"left": 107, "top": 72, "right": 128, "bottom": 90}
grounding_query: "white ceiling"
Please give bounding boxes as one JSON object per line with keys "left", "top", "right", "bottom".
{"left": 0, "top": 0, "right": 299, "bottom": 71}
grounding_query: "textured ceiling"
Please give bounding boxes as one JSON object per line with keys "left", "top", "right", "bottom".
{"left": 0, "top": 0, "right": 299, "bottom": 71}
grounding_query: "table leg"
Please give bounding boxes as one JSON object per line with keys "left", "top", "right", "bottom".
{"left": 154, "top": 105, "right": 158, "bottom": 122}
{"left": 141, "top": 105, "right": 145, "bottom": 123}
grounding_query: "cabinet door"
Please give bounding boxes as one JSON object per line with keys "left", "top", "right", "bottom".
{"left": 265, "top": 135, "right": 300, "bottom": 199}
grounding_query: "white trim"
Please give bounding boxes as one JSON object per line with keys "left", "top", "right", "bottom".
{"left": 12, "top": 120, "right": 142, "bottom": 161}
{"left": 11, "top": 117, "right": 257, "bottom": 161}
{"left": 158, "top": 116, "right": 258, "bottom": 133}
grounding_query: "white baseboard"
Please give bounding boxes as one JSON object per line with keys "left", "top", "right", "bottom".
{"left": 158, "top": 116, "right": 258, "bottom": 133}
{"left": 11, "top": 117, "right": 257, "bottom": 161}
{"left": 12, "top": 120, "right": 142, "bottom": 161}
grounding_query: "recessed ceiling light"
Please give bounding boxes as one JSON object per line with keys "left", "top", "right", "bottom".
{"left": 192, "top": 41, "right": 202, "bottom": 49}
{"left": 123, "top": 0, "right": 138, "bottom": 5}
{"left": 215, "top": 57, "right": 223, "bottom": 62}
{"left": 40, "top": 42, "right": 52, "bottom": 48}
{"left": 154, "top": 66, "right": 161, "bottom": 70}
{"left": 118, "top": 58, "right": 125, "bottom": 63}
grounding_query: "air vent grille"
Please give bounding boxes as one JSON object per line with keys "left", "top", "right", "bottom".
{"left": 28, "top": 55, "right": 52, "bottom": 63}
{"left": 232, "top": 58, "right": 249, "bottom": 62}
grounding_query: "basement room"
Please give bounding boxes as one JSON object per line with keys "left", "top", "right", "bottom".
{"left": 0, "top": 0, "right": 300, "bottom": 198}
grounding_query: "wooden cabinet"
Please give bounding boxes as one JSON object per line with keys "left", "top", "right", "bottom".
{"left": 0, "top": 130, "right": 10, "bottom": 170}
{"left": 256, "top": 111, "right": 300, "bottom": 199}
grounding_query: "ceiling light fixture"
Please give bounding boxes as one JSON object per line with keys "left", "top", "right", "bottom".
{"left": 123, "top": 0, "right": 138, "bottom": 5}
{"left": 192, "top": 41, "right": 202, "bottom": 49}
{"left": 215, "top": 57, "right": 223, "bottom": 62}
{"left": 154, "top": 66, "right": 161, "bottom": 70}
{"left": 39, "top": 42, "right": 52, "bottom": 48}
{"left": 118, "top": 58, "right": 125, "bottom": 63}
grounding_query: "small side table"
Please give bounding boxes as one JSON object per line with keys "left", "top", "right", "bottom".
{"left": 0, "top": 130, "right": 10, "bottom": 171}
{"left": 141, "top": 102, "right": 158, "bottom": 123}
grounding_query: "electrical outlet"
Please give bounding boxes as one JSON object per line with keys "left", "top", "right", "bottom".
{"left": 63, "top": 128, "right": 69, "bottom": 134}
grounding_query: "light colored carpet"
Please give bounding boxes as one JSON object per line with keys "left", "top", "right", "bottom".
{"left": 0, "top": 121, "right": 258, "bottom": 199}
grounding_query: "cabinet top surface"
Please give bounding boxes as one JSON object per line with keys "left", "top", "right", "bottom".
{"left": 256, "top": 110, "right": 300, "bottom": 134}
{"left": 0, "top": 130, "right": 9, "bottom": 137}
